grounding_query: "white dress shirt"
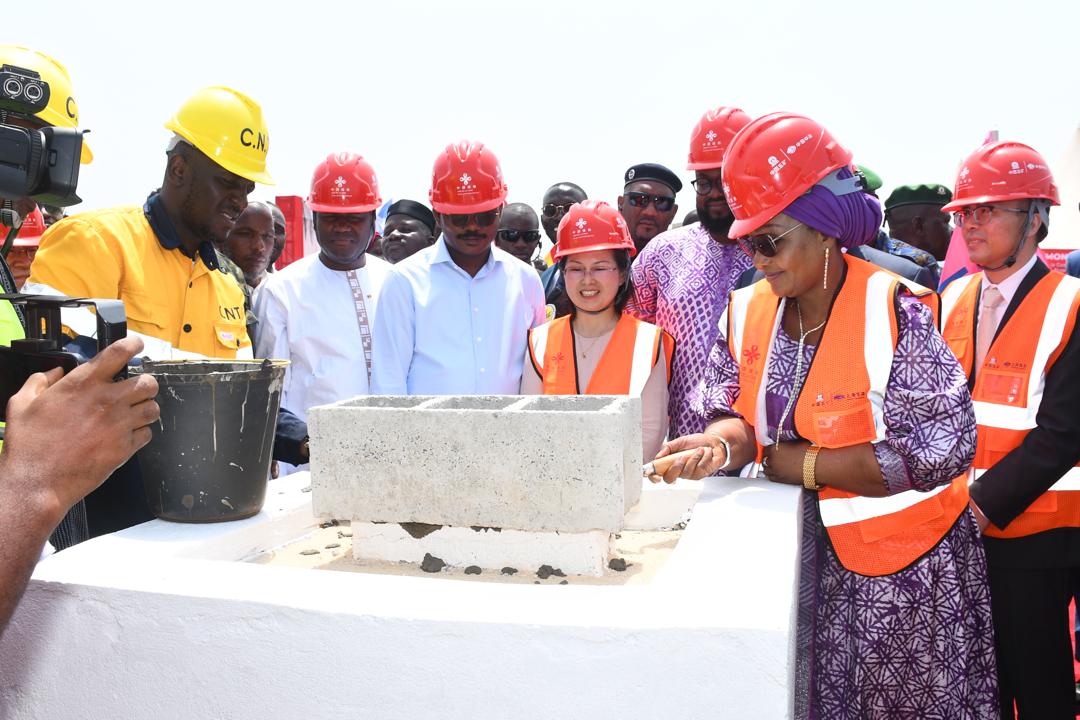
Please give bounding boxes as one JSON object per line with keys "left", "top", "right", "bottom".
{"left": 254, "top": 253, "right": 391, "bottom": 421}
{"left": 979, "top": 252, "right": 1038, "bottom": 337}
{"left": 371, "top": 237, "right": 546, "bottom": 395}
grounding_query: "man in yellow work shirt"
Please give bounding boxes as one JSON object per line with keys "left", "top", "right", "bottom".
{"left": 28, "top": 86, "right": 274, "bottom": 359}
{"left": 26, "top": 86, "right": 273, "bottom": 538}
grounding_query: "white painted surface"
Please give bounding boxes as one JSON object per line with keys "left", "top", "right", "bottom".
{"left": 0, "top": 473, "right": 802, "bottom": 719}
{"left": 309, "top": 395, "right": 642, "bottom": 532}
{"left": 351, "top": 522, "right": 610, "bottom": 576}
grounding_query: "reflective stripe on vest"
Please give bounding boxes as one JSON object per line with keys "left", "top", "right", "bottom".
{"left": 729, "top": 254, "right": 969, "bottom": 576}
{"left": 943, "top": 269, "right": 1080, "bottom": 539}
{"left": 528, "top": 314, "right": 672, "bottom": 396}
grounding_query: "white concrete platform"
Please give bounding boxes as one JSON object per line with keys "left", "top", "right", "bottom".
{"left": 0, "top": 472, "right": 802, "bottom": 720}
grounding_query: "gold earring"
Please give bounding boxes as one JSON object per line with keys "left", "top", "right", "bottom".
{"left": 823, "top": 246, "right": 830, "bottom": 291}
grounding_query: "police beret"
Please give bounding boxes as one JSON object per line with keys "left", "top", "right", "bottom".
{"left": 387, "top": 199, "right": 436, "bottom": 232}
{"left": 624, "top": 163, "right": 683, "bottom": 193}
{"left": 884, "top": 184, "right": 953, "bottom": 210}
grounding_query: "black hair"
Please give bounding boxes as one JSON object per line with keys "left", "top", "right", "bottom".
{"left": 558, "top": 249, "right": 634, "bottom": 315}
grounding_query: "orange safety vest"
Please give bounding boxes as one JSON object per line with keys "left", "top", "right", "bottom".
{"left": 527, "top": 314, "right": 674, "bottom": 395}
{"left": 941, "top": 269, "right": 1080, "bottom": 539}
{"left": 725, "top": 254, "right": 969, "bottom": 577}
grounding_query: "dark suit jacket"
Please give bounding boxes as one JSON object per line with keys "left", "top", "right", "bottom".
{"left": 967, "top": 260, "right": 1080, "bottom": 567}
{"left": 734, "top": 245, "right": 937, "bottom": 290}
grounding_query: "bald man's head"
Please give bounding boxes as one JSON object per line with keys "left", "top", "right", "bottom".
{"left": 541, "top": 182, "right": 587, "bottom": 243}
{"left": 497, "top": 202, "right": 542, "bottom": 265}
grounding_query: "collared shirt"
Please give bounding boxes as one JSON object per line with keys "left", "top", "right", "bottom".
{"left": 371, "top": 237, "right": 546, "bottom": 395}
{"left": 255, "top": 253, "right": 392, "bottom": 421}
{"left": 27, "top": 198, "right": 250, "bottom": 358}
{"left": 979, "top": 251, "right": 1038, "bottom": 315}
{"left": 626, "top": 222, "right": 753, "bottom": 437}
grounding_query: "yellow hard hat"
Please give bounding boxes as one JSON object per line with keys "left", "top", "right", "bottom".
{"left": 0, "top": 44, "right": 92, "bottom": 164}
{"left": 164, "top": 86, "right": 274, "bottom": 185}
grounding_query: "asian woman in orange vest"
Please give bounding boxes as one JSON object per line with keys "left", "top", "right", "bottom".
{"left": 648, "top": 114, "right": 997, "bottom": 718}
{"left": 520, "top": 200, "right": 674, "bottom": 462}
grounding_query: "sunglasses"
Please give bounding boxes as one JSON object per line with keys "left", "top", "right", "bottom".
{"left": 541, "top": 202, "right": 576, "bottom": 218}
{"left": 951, "top": 205, "right": 1027, "bottom": 227}
{"left": 445, "top": 210, "right": 499, "bottom": 228}
{"left": 496, "top": 229, "right": 541, "bottom": 243}
{"left": 625, "top": 191, "right": 675, "bottom": 212}
{"left": 737, "top": 222, "right": 804, "bottom": 258}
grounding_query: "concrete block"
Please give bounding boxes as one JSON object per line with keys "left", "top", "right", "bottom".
{"left": 309, "top": 395, "right": 642, "bottom": 533}
{"left": 351, "top": 522, "right": 610, "bottom": 576}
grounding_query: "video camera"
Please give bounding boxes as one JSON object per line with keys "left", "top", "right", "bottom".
{"left": 0, "top": 63, "right": 86, "bottom": 208}
{"left": 0, "top": 294, "right": 127, "bottom": 428}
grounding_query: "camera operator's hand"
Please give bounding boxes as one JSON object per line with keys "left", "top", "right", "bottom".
{"left": 1, "top": 336, "right": 160, "bottom": 526}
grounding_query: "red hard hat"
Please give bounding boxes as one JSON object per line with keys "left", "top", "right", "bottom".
{"left": 3, "top": 206, "right": 45, "bottom": 247}
{"left": 429, "top": 140, "right": 507, "bottom": 214}
{"left": 308, "top": 152, "right": 382, "bottom": 213}
{"left": 554, "top": 200, "right": 637, "bottom": 260}
{"left": 941, "top": 141, "right": 1060, "bottom": 212}
{"left": 687, "top": 106, "right": 753, "bottom": 170}
{"left": 723, "top": 112, "right": 854, "bottom": 238}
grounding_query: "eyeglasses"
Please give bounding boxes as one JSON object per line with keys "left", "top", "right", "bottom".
{"left": 541, "top": 202, "right": 576, "bottom": 218}
{"left": 737, "top": 222, "right": 804, "bottom": 258}
{"left": 564, "top": 265, "right": 620, "bottom": 280}
{"left": 951, "top": 205, "right": 1027, "bottom": 227}
{"left": 445, "top": 210, "right": 499, "bottom": 228}
{"left": 624, "top": 191, "right": 675, "bottom": 212}
{"left": 496, "top": 229, "right": 541, "bottom": 243}
{"left": 690, "top": 178, "right": 722, "bottom": 196}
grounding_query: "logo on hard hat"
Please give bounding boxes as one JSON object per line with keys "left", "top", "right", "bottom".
{"left": 705, "top": 130, "right": 717, "bottom": 142}
{"left": 330, "top": 175, "right": 351, "bottom": 200}
{"left": 575, "top": 218, "right": 587, "bottom": 230}
{"left": 768, "top": 156, "right": 779, "bottom": 167}
{"left": 1008, "top": 161, "right": 1026, "bottom": 176}
{"left": 460, "top": 173, "right": 472, "bottom": 185}
{"left": 240, "top": 128, "right": 268, "bottom": 153}
{"left": 787, "top": 145, "right": 797, "bottom": 154}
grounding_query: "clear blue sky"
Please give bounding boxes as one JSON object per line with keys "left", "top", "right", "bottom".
{"left": 9, "top": 0, "right": 1079, "bottom": 232}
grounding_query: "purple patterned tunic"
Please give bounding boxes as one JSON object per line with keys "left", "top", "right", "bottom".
{"left": 626, "top": 223, "right": 753, "bottom": 438}
{"left": 702, "top": 295, "right": 999, "bottom": 719}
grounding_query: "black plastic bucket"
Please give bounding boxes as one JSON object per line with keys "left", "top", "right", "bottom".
{"left": 134, "top": 359, "right": 288, "bottom": 523}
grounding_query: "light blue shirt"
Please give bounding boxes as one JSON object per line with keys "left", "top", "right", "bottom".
{"left": 371, "top": 237, "right": 546, "bottom": 395}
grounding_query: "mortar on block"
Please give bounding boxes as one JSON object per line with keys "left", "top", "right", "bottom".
{"left": 308, "top": 395, "right": 642, "bottom": 575}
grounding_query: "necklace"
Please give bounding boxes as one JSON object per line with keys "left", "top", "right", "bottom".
{"left": 575, "top": 331, "right": 603, "bottom": 359}
{"left": 773, "top": 299, "right": 828, "bottom": 450}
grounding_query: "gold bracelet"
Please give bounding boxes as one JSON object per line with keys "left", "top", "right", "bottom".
{"left": 802, "top": 446, "right": 823, "bottom": 491}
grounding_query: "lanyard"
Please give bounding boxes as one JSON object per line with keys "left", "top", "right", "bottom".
{"left": 345, "top": 269, "right": 373, "bottom": 381}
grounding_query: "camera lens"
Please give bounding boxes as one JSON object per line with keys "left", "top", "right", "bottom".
{"left": 23, "top": 82, "right": 43, "bottom": 103}
{"left": 2, "top": 77, "right": 22, "bottom": 98}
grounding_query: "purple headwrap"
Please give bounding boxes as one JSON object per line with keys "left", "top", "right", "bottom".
{"left": 782, "top": 166, "right": 883, "bottom": 250}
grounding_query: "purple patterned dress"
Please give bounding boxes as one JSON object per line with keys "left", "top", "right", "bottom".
{"left": 702, "top": 295, "right": 999, "bottom": 719}
{"left": 626, "top": 222, "right": 753, "bottom": 438}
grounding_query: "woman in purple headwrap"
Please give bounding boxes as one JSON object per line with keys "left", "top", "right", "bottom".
{"left": 648, "top": 114, "right": 997, "bottom": 719}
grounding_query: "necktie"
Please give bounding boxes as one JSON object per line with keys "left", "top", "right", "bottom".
{"left": 975, "top": 285, "right": 1005, "bottom": 367}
